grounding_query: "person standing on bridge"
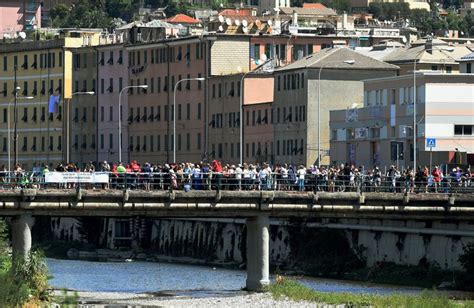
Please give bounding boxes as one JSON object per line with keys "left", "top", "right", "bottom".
{"left": 297, "top": 165, "right": 306, "bottom": 191}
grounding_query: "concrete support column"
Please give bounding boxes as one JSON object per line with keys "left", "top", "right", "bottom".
{"left": 11, "top": 214, "right": 35, "bottom": 260}
{"left": 246, "top": 214, "right": 270, "bottom": 291}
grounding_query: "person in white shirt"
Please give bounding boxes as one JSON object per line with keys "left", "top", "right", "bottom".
{"left": 235, "top": 164, "right": 242, "bottom": 190}
{"left": 297, "top": 165, "right": 307, "bottom": 191}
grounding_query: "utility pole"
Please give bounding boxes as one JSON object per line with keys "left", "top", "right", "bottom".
{"left": 13, "top": 64, "right": 19, "bottom": 168}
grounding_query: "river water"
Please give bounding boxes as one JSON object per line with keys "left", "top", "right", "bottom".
{"left": 47, "top": 258, "right": 420, "bottom": 296}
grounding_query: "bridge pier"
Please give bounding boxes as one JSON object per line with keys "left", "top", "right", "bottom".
{"left": 246, "top": 214, "right": 270, "bottom": 291}
{"left": 11, "top": 214, "right": 35, "bottom": 260}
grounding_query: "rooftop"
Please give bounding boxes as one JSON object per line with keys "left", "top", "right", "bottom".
{"left": 279, "top": 6, "right": 337, "bottom": 17}
{"left": 167, "top": 14, "right": 201, "bottom": 24}
{"left": 382, "top": 45, "right": 472, "bottom": 64}
{"left": 460, "top": 51, "right": 474, "bottom": 61}
{"left": 277, "top": 47, "right": 399, "bottom": 72}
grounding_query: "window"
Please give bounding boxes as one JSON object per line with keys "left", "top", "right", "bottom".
{"left": 186, "top": 133, "right": 190, "bottom": 150}
{"left": 109, "top": 106, "right": 113, "bottom": 121}
{"left": 109, "top": 134, "right": 113, "bottom": 148}
{"left": 100, "top": 79, "right": 104, "bottom": 94}
{"left": 252, "top": 44, "right": 260, "bottom": 59}
{"left": 119, "top": 77, "right": 122, "bottom": 91}
{"left": 466, "top": 63, "right": 471, "bottom": 74}
{"left": 186, "top": 103, "right": 190, "bottom": 120}
{"left": 22, "top": 55, "right": 28, "bottom": 69}
{"left": 197, "top": 133, "right": 201, "bottom": 150}
{"left": 3, "top": 56, "right": 7, "bottom": 71}
{"left": 454, "top": 125, "right": 473, "bottom": 135}
{"left": 100, "top": 134, "right": 104, "bottom": 149}
{"left": 197, "top": 103, "right": 201, "bottom": 120}
{"left": 446, "top": 66, "right": 452, "bottom": 73}
{"left": 431, "top": 65, "right": 437, "bottom": 71}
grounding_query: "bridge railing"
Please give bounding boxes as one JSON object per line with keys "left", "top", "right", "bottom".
{"left": 0, "top": 171, "right": 472, "bottom": 194}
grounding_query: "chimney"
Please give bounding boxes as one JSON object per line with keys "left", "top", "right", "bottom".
{"left": 292, "top": 10, "right": 298, "bottom": 26}
{"left": 342, "top": 11, "right": 347, "bottom": 30}
{"left": 425, "top": 36, "right": 433, "bottom": 54}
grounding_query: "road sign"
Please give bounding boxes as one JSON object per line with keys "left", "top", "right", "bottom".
{"left": 426, "top": 138, "right": 436, "bottom": 148}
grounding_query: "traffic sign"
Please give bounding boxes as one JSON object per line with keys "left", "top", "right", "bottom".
{"left": 426, "top": 138, "right": 436, "bottom": 148}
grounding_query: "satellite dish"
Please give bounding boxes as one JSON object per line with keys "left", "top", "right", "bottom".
{"left": 242, "top": 26, "right": 249, "bottom": 33}
{"left": 402, "top": 36, "right": 407, "bottom": 43}
{"left": 19, "top": 32, "right": 26, "bottom": 39}
{"left": 225, "top": 18, "right": 232, "bottom": 26}
{"left": 218, "top": 15, "right": 224, "bottom": 23}
{"left": 235, "top": 19, "right": 241, "bottom": 26}
{"left": 267, "top": 20, "right": 272, "bottom": 26}
{"left": 237, "top": 66, "right": 242, "bottom": 72}
{"left": 242, "top": 20, "right": 248, "bottom": 27}
{"left": 218, "top": 25, "right": 224, "bottom": 32}
{"left": 255, "top": 19, "right": 261, "bottom": 28}
{"left": 260, "top": 54, "right": 268, "bottom": 62}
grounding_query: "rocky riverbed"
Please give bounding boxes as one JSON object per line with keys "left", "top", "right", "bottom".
{"left": 56, "top": 290, "right": 316, "bottom": 307}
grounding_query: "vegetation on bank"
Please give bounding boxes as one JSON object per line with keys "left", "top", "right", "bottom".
{"left": 0, "top": 219, "right": 52, "bottom": 307}
{"left": 267, "top": 277, "right": 474, "bottom": 308}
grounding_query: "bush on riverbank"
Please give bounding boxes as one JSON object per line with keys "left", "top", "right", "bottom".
{"left": 268, "top": 276, "right": 474, "bottom": 308}
{"left": 0, "top": 219, "right": 51, "bottom": 307}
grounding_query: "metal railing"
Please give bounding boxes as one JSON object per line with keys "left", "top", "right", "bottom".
{"left": 0, "top": 171, "right": 472, "bottom": 194}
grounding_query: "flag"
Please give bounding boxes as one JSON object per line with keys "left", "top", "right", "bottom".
{"left": 48, "top": 95, "right": 60, "bottom": 113}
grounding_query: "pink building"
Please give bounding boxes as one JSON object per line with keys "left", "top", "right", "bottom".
{"left": 0, "top": 1, "right": 41, "bottom": 37}
{"left": 96, "top": 44, "right": 129, "bottom": 164}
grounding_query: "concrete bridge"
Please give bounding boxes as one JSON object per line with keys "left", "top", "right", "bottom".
{"left": 2, "top": 189, "right": 474, "bottom": 290}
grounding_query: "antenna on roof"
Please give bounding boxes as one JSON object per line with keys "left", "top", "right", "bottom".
{"left": 18, "top": 32, "right": 26, "bottom": 39}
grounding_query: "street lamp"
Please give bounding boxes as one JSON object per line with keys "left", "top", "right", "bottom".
{"left": 317, "top": 59, "right": 355, "bottom": 168}
{"left": 7, "top": 94, "right": 34, "bottom": 171}
{"left": 118, "top": 85, "right": 147, "bottom": 163}
{"left": 66, "top": 91, "right": 95, "bottom": 163}
{"left": 412, "top": 46, "right": 455, "bottom": 170}
{"left": 172, "top": 77, "right": 205, "bottom": 163}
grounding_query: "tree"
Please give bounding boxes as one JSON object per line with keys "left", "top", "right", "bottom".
{"left": 106, "top": 0, "right": 134, "bottom": 20}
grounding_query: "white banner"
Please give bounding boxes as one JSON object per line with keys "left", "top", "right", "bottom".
{"left": 45, "top": 172, "right": 109, "bottom": 183}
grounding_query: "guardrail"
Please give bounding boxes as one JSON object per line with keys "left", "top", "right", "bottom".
{"left": 0, "top": 171, "right": 472, "bottom": 194}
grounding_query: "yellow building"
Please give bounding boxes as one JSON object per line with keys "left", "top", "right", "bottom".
{"left": 0, "top": 29, "right": 102, "bottom": 170}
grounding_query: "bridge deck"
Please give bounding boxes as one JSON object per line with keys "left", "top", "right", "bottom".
{"left": 0, "top": 189, "right": 473, "bottom": 219}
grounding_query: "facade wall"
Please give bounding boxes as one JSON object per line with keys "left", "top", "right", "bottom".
{"left": 96, "top": 44, "right": 128, "bottom": 164}
{"left": 127, "top": 39, "right": 207, "bottom": 164}
{"left": 208, "top": 74, "right": 274, "bottom": 164}
{"left": 329, "top": 74, "right": 474, "bottom": 168}
{"left": 0, "top": 41, "right": 66, "bottom": 170}
{"left": 0, "top": 1, "right": 41, "bottom": 37}
{"left": 274, "top": 68, "right": 396, "bottom": 167}
{"left": 210, "top": 36, "right": 250, "bottom": 75}
{"left": 70, "top": 47, "right": 97, "bottom": 167}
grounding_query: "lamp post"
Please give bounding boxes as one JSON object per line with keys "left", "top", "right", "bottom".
{"left": 66, "top": 91, "right": 95, "bottom": 163}
{"left": 317, "top": 59, "right": 355, "bottom": 168}
{"left": 412, "top": 46, "right": 455, "bottom": 170}
{"left": 7, "top": 95, "right": 34, "bottom": 171}
{"left": 118, "top": 85, "right": 147, "bottom": 163}
{"left": 172, "top": 77, "right": 205, "bottom": 163}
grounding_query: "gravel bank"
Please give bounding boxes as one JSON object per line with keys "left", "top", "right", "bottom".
{"left": 60, "top": 290, "right": 316, "bottom": 307}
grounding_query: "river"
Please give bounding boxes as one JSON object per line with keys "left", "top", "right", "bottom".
{"left": 47, "top": 258, "right": 420, "bottom": 297}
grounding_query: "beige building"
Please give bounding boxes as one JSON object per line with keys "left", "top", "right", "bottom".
{"left": 0, "top": 29, "right": 102, "bottom": 170}
{"left": 382, "top": 38, "right": 472, "bottom": 75}
{"left": 330, "top": 73, "right": 474, "bottom": 168}
{"left": 273, "top": 47, "right": 399, "bottom": 167}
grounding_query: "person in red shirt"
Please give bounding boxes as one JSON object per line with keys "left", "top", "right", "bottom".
{"left": 432, "top": 166, "right": 441, "bottom": 192}
{"left": 211, "top": 160, "right": 223, "bottom": 190}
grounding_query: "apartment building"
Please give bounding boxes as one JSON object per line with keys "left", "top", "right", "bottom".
{"left": 329, "top": 73, "right": 474, "bottom": 168}
{"left": 0, "top": 30, "right": 102, "bottom": 169}
{"left": 382, "top": 39, "right": 472, "bottom": 75}
{"left": 96, "top": 44, "right": 129, "bottom": 164}
{"left": 273, "top": 47, "right": 399, "bottom": 167}
{"left": 208, "top": 74, "right": 274, "bottom": 164}
{"left": 70, "top": 47, "right": 97, "bottom": 166}
{"left": 0, "top": 0, "right": 41, "bottom": 37}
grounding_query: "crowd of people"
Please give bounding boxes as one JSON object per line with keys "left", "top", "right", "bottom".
{"left": 1, "top": 160, "right": 472, "bottom": 193}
